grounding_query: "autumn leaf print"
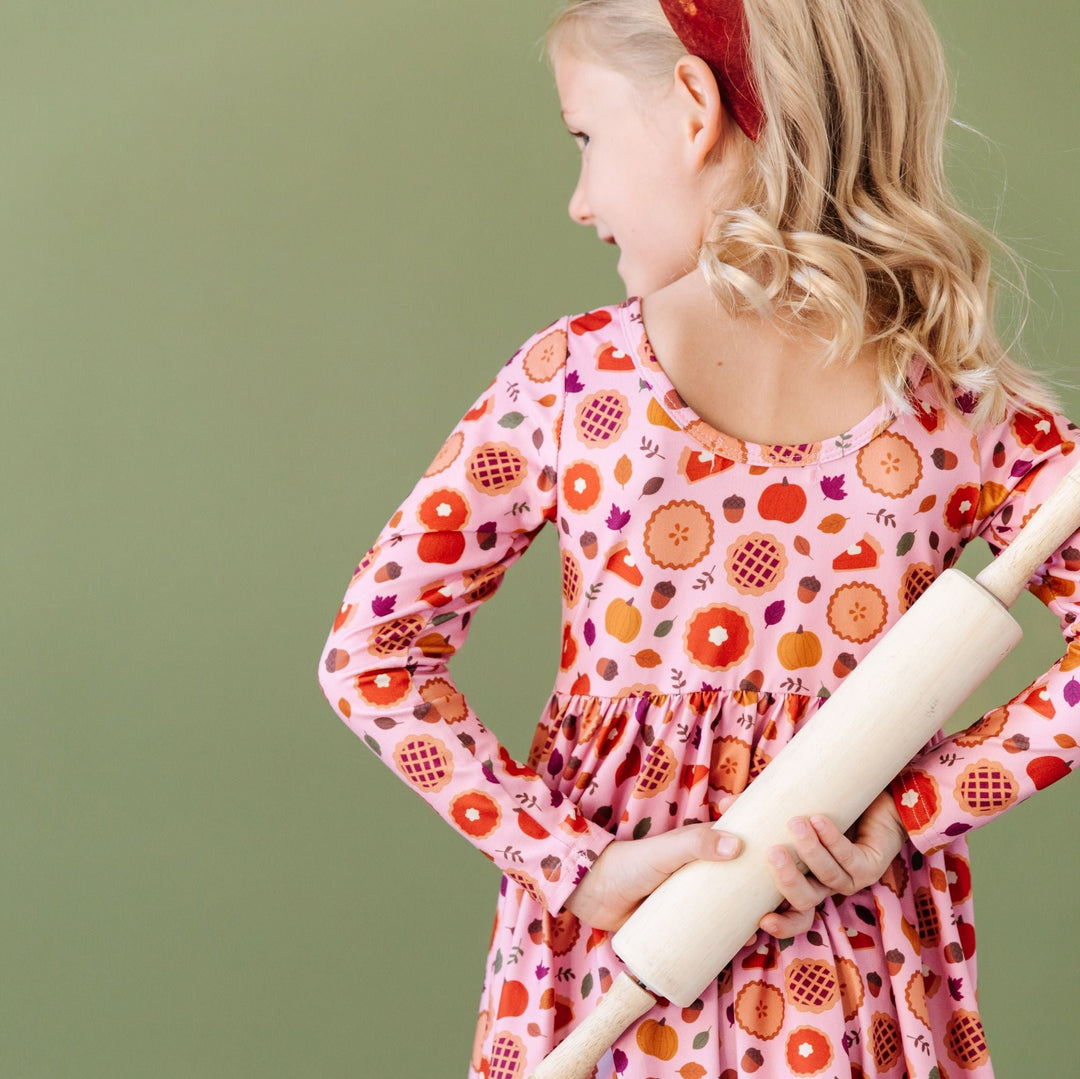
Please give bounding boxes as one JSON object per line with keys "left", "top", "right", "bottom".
{"left": 606, "top": 504, "right": 631, "bottom": 530}
{"left": 565, "top": 370, "right": 585, "bottom": 393}
{"left": 371, "top": 595, "right": 396, "bottom": 616}
{"left": 821, "top": 474, "right": 847, "bottom": 500}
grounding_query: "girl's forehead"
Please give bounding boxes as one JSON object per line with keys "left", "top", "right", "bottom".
{"left": 554, "top": 51, "right": 640, "bottom": 111}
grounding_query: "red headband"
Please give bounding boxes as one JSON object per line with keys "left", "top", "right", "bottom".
{"left": 658, "top": 0, "right": 764, "bottom": 141}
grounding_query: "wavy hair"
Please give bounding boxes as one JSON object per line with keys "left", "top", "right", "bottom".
{"left": 546, "top": 0, "right": 1057, "bottom": 425}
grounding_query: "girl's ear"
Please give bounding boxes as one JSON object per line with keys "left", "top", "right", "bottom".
{"left": 672, "top": 54, "right": 729, "bottom": 168}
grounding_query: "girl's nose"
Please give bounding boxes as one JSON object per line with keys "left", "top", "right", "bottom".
{"left": 568, "top": 177, "right": 592, "bottom": 226}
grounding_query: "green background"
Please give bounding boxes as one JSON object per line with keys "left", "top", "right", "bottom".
{"left": 3, "top": 2, "right": 1077, "bottom": 1076}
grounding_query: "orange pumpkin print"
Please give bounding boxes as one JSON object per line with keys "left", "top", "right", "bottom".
{"left": 856, "top": 431, "right": 924, "bottom": 498}
{"left": 784, "top": 1026, "right": 833, "bottom": 1075}
{"left": 562, "top": 459, "right": 603, "bottom": 513}
{"left": 684, "top": 603, "right": 754, "bottom": 671}
{"left": 636, "top": 1017, "right": 679, "bottom": 1060}
{"left": 450, "top": 789, "right": 502, "bottom": 838}
{"left": 826, "top": 581, "right": 888, "bottom": 643}
{"left": 643, "top": 499, "right": 716, "bottom": 569}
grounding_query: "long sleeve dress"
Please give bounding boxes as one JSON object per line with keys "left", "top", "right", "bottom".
{"left": 318, "top": 296, "right": 1080, "bottom": 1079}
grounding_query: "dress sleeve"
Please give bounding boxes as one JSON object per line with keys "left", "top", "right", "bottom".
{"left": 317, "top": 317, "right": 614, "bottom": 912}
{"left": 892, "top": 409, "right": 1080, "bottom": 853}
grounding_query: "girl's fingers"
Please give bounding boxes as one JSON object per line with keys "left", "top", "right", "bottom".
{"left": 787, "top": 816, "right": 859, "bottom": 893}
{"left": 765, "top": 844, "right": 831, "bottom": 912}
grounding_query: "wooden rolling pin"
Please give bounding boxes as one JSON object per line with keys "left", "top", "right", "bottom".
{"left": 528, "top": 458, "right": 1080, "bottom": 1079}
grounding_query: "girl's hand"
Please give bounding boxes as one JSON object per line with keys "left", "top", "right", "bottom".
{"left": 758, "top": 790, "right": 908, "bottom": 938}
{"left": 563, "top": 822, "right": 742, "bottom": 931}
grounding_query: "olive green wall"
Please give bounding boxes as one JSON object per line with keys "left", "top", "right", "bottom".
{"left": 3, "top": 2, "right": 1077, "bottom": 1076}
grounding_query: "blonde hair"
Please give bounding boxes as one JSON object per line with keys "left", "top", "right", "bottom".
{"left": 547, "top": 0, "right": 1057, "bottom": 425}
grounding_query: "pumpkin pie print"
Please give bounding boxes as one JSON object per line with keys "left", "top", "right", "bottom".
{"left": 418, "top": 676, "right": 468, "bottom": 723}
{"left": 643, "top": 499, "right": 716, "bottom": 569}
{"left": 785, "top": 1026, "right": 833, "bottom": 1075}
{"left": 416, "top": 487, "right": 471, "bottom": 531}
{"left": 424, "top": 430, "right": 464, "bottom": 477}
{"left": 355, "top": 667, "right": 412, "bottom": 709}
{"left": 683, "top": 603, "right": 754, "bottom": 671}
{"left": 856, "top": 431, "right": 924, "bottom": 498}
{"left": 826, "top": 581, "right": 889, "bottom": 643}
{"left": 943, "top": 482, "right": 981, "bottom": 532}
{"left": 836, "top": 957, "right": 865, "bottom": 1022}
{"left": 574, "top": 389, "right": 630, "bottom": 446}
{"left": 521, "top": 328, "right": 567, "bottom": 383}
{"left": 709, "top": 734, "right": 751, "bottom": 793}
{"left": 905, "top": 970, "right": 932, "bottom": 1028}
{"left": 561, "top": 460, "right": 603, "bottom": 513}
{"left": 724, "top": 532, "right": 788, "bottom": 595}
{"left": 894, "top": 769, "right": 942, "bottom": 835}
{"left": 734, "top": 980, "right": 785, "bottom": 1040}
{"left": 450, "top": 789, "right": 502, "bottom": 838}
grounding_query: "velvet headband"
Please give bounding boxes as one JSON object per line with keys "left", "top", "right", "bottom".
{"left": 658, "top": 0, "right": 764, "bottom": 141}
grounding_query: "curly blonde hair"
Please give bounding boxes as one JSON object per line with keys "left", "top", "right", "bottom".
{"left": 547, "top": 0, "right": 1057, "bottom": 425}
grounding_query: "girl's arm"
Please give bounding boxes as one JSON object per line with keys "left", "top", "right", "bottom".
{"left": 892, "top": 411, "right": 1080, "bottom": 852}
{"left": 317, "top": 318, "right": 615, "bottom": 914}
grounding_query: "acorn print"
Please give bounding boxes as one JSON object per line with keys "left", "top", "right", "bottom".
{"left": 651, "top": 580, "right": 676, "bottom": 609}
{"left": 723, "top": 494, "right": 746, "bottom": 522}
{"left": 798, "top": 575, "right": 821, "bottom": 603}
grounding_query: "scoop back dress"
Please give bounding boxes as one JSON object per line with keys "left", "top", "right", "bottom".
{"left": 319, "top": 297, "right": 1080, "bottom": 1079}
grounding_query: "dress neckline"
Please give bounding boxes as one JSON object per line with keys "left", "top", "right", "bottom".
{"left": 616, "top": 296, "right": 903, "bottom": 468}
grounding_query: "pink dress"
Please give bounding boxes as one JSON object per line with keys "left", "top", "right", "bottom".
{"left": 318, "top": 297, "right": 1080, "bottom": 1079}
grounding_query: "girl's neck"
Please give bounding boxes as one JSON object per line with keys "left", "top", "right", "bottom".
{"left": 639, "top": 271, "right": 885, "bottom": 446}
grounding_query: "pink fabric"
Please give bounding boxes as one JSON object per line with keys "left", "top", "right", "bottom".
{"left": 319, "top": 296, "right": 1080, "bottom": 1078}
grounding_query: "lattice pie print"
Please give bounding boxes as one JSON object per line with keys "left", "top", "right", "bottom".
{"left": 724, "top": 532, "right": 788, "bottom": 595}
{"left": 954, "top": 759, "right": 1019, "bottom": 816}
{"left": 465, "top": 442, "right": 528, "bottom": 496}
{"left": 392, "top": 734, "right": 454, "bottom": 792}
{"left": 785, "top": 958, "right": 839, "bottom": 1014}
{"left": 945, "top": 1009, "right": 990, "bottom": 1070}
{"left": 574, "top": 390, "right": 630, "bottom": 446}
{"left": 488, "top": 1031, "right": 527, "bottom": 1079}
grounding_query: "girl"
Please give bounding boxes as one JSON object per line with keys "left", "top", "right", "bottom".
{"left": 319, "top": 0, "right": 1078, "bottom": 1075}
